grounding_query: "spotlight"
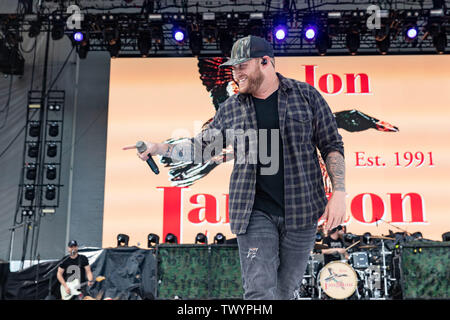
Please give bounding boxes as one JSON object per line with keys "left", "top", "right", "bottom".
{"left": 346, "top": 32, "right": 360, "bottom": 55}
{"left": 411, "top": 232, "right": 423, "bottom": 240}
{"left": 273, "top": 15, "right": 288, "bottom": 43}
{"left": 173, "top": 28, "right": 186, "bottom": 43}
{"left": 29, "top": 19, "right": 41, "bottom": 38}
{"left": 147, "top": 233, "right": 160, "bottom": 247}
{"left": 50, "top": 15, "right": 65, "bottom": 41}
{"left": 73, "top": 31, "right": 84, "bottom": 42}
{"left": 48, "top": 104, "right": 61, "bottom": 111}
{"left": 376, "top": 36, "right": 390, "bottom": 55}
{"left": 138, "top": 30, "right": 151, "bottom": 57}
{"left": 218, "top": 29, "right": 233, "bottom": 57}
{"left": 28, "top": 143, "right": 39, "bottom": 158}
{"left": 304, "top": 25, "right": 317, "bottom": 41}
{"left": 405, "top": 26, "right": 418, "bottom": 41}
{"left": 48, "top": 122, "right": 59, "bottom": 137}
{"left": 29, "top": 122, "right": 40, "bottom": 137}
{"left": 164, "top": 233, "right": 178, "bottom": 244}
{"left": 195, "top": 233, "right": 208, "bottom": 244}
{"left": 26, "top": 164, "right": 37, "bottom": 180}
{"left": 25, "top": 185, "right": 35, "bottom": 201}
{"left": 151, "top": 25, "right": 164, "bottom": 51}
{"left": 316, "top": 30, "right": 331, "bottom": 55}
{"left": 22, "top": 208, "right": 34, "bottom": 217}
{"left": 45, "top": 185, "right": 56, "bottom": 201}
{"left": 274, "top": 26, "right": 287, "bottom": 42}
{"left": 46, "top": 165, "right": 57, "bottom": 180}
{"left": 77, "top": 41, "right": 90, "bottom": 59}
{"left": 189, "top": 28, "right": 203, "bottom": 56}
{"left": 214, "top": 233, "right": 226, "bottom": 244}
{"left": 117, "top": 234, "right": 129, "bottom": 247}
{"left": 47, "top": 143, "right": 57, "bottom": 158}
{"left": 108, "top": 39, "right": 121, "bottom": 58}
{"left": 433, "top": 31, "right": 447, "bottom": 54}
{"left": 247, "top": 14, "right": 265, "bottom": 38}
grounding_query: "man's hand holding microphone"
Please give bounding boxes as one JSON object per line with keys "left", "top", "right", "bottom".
{"left": 122, "top": 141, "right": 172, "bottom": 175}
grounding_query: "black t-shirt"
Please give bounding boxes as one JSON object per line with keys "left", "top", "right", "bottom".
{"left": 251, "top": 89, "right": 285, "bottom": 217}
{"left": 60, "top": 254, "right": 89, "bottom": 283}
{"left": 323, "top": 236, "right": 345, "bottom": 265}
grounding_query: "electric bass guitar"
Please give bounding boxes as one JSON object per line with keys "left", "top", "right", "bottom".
{"left": 61, "top": 276, "right": 105, "bottom": 300}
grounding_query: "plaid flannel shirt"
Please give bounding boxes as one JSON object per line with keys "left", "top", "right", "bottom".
{"left": 183, "top": 73, "right": 344, "bottom": 235}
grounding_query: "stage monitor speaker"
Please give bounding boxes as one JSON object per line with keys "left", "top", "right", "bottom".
{"left": 0, "top": 260, "right": 9, "bottom": 300}
{"left": 400, "top": 241, "right": 450, "bottom": 299}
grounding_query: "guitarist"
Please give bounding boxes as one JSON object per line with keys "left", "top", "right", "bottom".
{"left": 57, "top": 240, "right": 94, "bottom": 300}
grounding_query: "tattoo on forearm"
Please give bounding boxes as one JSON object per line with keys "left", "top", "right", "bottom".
{"left": 325, "top": 151, "right": 346, "bottom": 192}
{"left": 163, "top": 144, "right": 175, "bottom": 158}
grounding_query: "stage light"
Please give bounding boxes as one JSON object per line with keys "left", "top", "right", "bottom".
{"left": 147, "top": 233, "right": 160, "bottom": 247}
{"left": 29, "top": 122, "right": 40, "bottom": 137}
{"left": 214, "top": 233, "right": 226, "bottom": 244}
{"left": 25, "top": 185, "right": 35, "bottom": 201}
{"left": 405, "top": 26, "right": 418, "bottom": 41}
{"left": 117, "top": 234, "right": 129, "bottom": 247}
{"left": 376, "top": 36, "right": 390, "bottom": 55}
{"left": 29, "top": 19, "right": 41, "bottom": 38}
{"left": 47, "top": 143, "right": 57, "bottom": 158}
{"left": 304, "top": 25, "right": 317, "bottom": 41}
{"left": 26, "top": 164, "right": 36, "bottom": 180}
{"left": 174, "top": 30, "right": 185, "bottom": 42}
{"left": 346, "top": 32, "right": 360, "bottom": 55}
{"left": 48, "top": 122, "right": 59, "bottom": 137}
{"left": 218, "top": 29, "right": 233, "bottom": 57}
{"left": 274, "top": 26, "right": 287, "bottom": 42}
{"left": 108, "top": 40, "right": 121, "bottom": 58}
{"left": 316, "top": 30, "right": 331, "bottom": 55}
{"left": 50, "top": 15, "right": 65, "bottom": 41}
{"left": 189, "top": 28, "right": 203, "bottom": 56}
{"left": 28, "top": 143, "right": 39, "bottom": 158}
{"left": 433, "top": 31, "right": 447, "bottom": 54}
{"left": 46, "top": 165, "right": 56, "bottom": 180}
{"left": 73, "top": 32, "right": 84, "bottom": 42}
{"left": 138, "top": 31, "right": 151, "bottom": 57}
{"left": 77, "top": 36, "right": 90, "bottom": 60}
{"left": 165, "top": 233, "right": 178, "bottom": 244}
{"left": 45, "top": 185, "right": 56, "bottom": 200}
{"left": 48, "top": 104, "right": 61, "bottom": 111}
{"left": 195, "top": 233, "right": 208, "bottom": 244}
{"left": 22, "top": 208, "right": 34, "bottom": 217}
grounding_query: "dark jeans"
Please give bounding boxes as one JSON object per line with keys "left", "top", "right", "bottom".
{"left": 237, "top": 209, "right": 317, "bottom": 300}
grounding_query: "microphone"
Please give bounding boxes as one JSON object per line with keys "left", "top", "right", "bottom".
{"left": 136, "top": 141, "right": 160, "bottom": 175}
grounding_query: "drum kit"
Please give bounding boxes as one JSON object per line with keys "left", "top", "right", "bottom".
{"left": 295, "top": 234, "right": 399, "bottom": 300}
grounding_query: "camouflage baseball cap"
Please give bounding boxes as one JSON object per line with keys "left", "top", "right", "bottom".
{"left": 219, "top": 35, "right": 274, "bottom": 67}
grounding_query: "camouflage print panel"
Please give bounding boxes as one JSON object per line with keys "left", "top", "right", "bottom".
{"left": 400, "top": 241, "right": 450, "bottom": 299}
{"left": 157, "top": 245, "right": 210, "bottom": 299}
{"left": 209, "top": 246, "right": 244, "bottom": 299}
{"left": 156, "top": 245, "right": 244, "bottom": 299}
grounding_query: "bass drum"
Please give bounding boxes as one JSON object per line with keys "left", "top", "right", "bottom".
{"left": 318, "top": 261, "right": 358, "bottom": 300}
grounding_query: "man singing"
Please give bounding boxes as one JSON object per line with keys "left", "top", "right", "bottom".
{"left": 125, "top": 35, "right": 346, "bottom": 300}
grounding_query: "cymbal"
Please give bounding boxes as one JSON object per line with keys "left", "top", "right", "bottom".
{"left": 371, "top": 235, "right": 395, "bottom": 240}
{"left": 314, "top": 244, "right": 329, "bottom": 250}
{"left": 359, "top": 245, "right": 377, "bottom": 249}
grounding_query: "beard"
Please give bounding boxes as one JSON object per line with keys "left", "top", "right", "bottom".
{"left": 238, "top": 67, "right": 264, "bottom": 95}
